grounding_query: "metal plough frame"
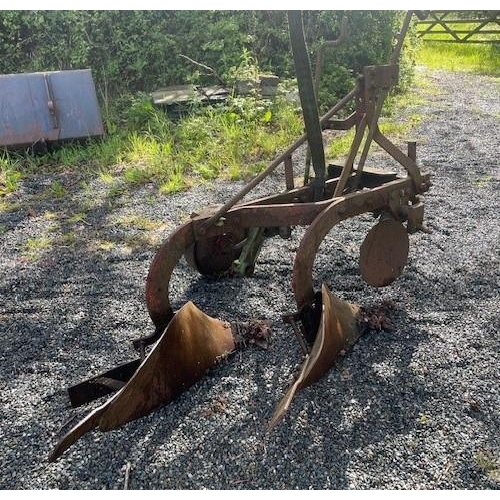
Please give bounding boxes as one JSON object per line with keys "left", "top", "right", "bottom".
{"left": 144, "top": 11, "right": 430, "bottom": 340}
{"left": 50, "top": 11, "right": 432, "bottom": 461}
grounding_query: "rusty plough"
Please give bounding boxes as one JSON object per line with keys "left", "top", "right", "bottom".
{"left": 50, "top": 11, "right": 431, "bottom": 461}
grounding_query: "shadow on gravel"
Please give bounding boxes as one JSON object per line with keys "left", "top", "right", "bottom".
{"left": 0, "top": 178, "right": 158, "bottom": 379}
{"left": 251, "top": 308, "right": 434, "bottom": 489}
{"left": 92, "top": 304, "right": 434, "bottom": 489}
{"left": 2, "top": 131, "right": 499, "bottom": 487}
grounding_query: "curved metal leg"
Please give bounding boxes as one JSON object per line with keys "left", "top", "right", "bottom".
{"left": 145, "top": 221, "right": 195, "bottom": 330}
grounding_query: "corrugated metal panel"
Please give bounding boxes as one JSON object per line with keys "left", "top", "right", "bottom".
{"left": 0, "top": 69, "right": 104, "bottom": 147}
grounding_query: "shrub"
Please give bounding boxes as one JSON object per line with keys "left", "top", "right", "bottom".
{"left": 0, "top": 10, "right": 412, "bottom": 105}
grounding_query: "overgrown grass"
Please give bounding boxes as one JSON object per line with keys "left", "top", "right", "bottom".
{"left": 0, "top": 93, "right": 303, "bottom": 200}
{"left": 416, "top": 22, "right": 500, "bottom": 76}
{"left": 0, "top": 154, "right": 22, "bottom": 196}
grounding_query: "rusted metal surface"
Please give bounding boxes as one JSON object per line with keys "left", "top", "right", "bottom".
{"left": 144, "top": 171, "right": 429, "bottom": 337}
{"left": 49, "top": 301, "right": 235, "bottom": 462}
{"left": 51, "top": 11, "right": 435, "bottom": 459}
{"left": 186, "top": 231, "right": 246, "bottom": 277}
{"left": 68, "top": 359, "right": 141, "bottom": 408}
{"left": 0, "top": 69, "right": 103, "bottom": 148}
{"left": 288, "top": 10, "right": 326, "bottom": 201}
{"left": 146, "top": 221, "right": 194, "bottom": 330}
{"left": 359, "top": 217, "right": 410, "bottom": 287}
{"left": 269, "top": 284, "right": 361, "bottom": 428}
{"left": 291, "top": 174, "right": 430, "bottom": 311}
{"left": 284, "top": 155, "right": 294, "bottom": 190}
{"left": 200, "top": 84, "right": 361, "bottom": 231}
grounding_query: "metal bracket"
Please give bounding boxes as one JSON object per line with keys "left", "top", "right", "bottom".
{"left": 364, "top": 64, "right": 399, "bottom": 102}
{"left": 43, "top": 74, "right": 59, "bottom": 131}
{"left": 282, "top": 312, "right": 310, "bottom": 355}
{"left": 407, "top": 195, "right": 425, "bottom": 233}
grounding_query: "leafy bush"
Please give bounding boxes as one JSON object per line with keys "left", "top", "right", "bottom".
{"left": 0, "top": 10, "right": 413, "bottom": 106}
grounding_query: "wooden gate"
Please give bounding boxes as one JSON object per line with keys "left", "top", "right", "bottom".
{"left": 415, "top": 10, "right": 500, "bottom": 44}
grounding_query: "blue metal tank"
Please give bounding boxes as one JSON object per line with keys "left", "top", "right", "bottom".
{"left": 0, "top": 69, "right": 104, "bottom": 148}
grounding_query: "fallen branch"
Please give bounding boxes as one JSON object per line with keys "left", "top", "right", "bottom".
{"left": 179, "top": 54, "right": 226, "bottom": 87}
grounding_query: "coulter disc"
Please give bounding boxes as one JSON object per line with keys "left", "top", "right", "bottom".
{"left": 359, "top": 218, "right": 409, "bottom": 287}
{"left": 185, "top": 231, "right": 245, "bottom": 277}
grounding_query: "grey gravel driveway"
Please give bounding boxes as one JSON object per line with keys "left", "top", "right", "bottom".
{"left": 0, "top": 67, "right": 499, "bottom": 489}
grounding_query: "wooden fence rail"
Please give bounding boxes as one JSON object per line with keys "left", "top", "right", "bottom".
{"left": 415, "top": 10, "right": 500, "bottom": 44}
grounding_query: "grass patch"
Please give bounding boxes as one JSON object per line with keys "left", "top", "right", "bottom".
{"left": 23, "top": 236, "right": 53, "bottom": 261}
{"left": 0, "top": 199, "right": 22, "bottom": 213}
{"left": 67, "top": 212, "right": 88, "bottom": 224}
{"left": 0, "top": 73, "right": 428, "bottom": 202}
{"left": 0, "top": 154, "right": 22, "bottom": 196}
{"left": 93, "top": 239, "right": 116, "bottom": 252}
{"left": 416, "top": 22, "right": 500, "bottom": 76}
{"left": 57, "top": 231, "right": 77, "bottom": 247}
{"left": 474, "top": 174, "right": 494, "bottom": 187}
{"left": 22, "top": 229, "right": 77, "bottom": 261}
{"left": 417, "top": 42, "right": 500, "bottom": 75}
{"left": 119, "top": 233, "right": 161, "bottom": 251}
{"left": 47, "top": 180, "right": 67, "bottom": 199}
{"left": 417, "top": 413, "right": 431, "bottom": 425}
{"left": 327, "top": 106, "right": 424, "bottom": 161}
{"left": 326, "top": 68, "right": 428, "bottom": 162}
{"left": 327, "top": 130, "right": 357, "bottom": 160}
{"left": 159, "top": 172, "right": 188, "bottom": 194}
{"left": 106, "top": 183, "right": 127, "bottom": 199}
{"left": 474, "top": 449, "right": 499, "bottom": 481}
{"left": 99, "top": 172, "right": 116, "bottom": 184}
{"left": 0, "top": 93, "right": 304, "bottom": 199}
{"left": 43, "top": 210, "right": 58, "bottom": 220}
{"left": 115, "top": 214, "right": 164, "bottom": 231}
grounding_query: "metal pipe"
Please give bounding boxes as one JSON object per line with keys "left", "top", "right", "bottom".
{"left": 390, "top": 11, "right": 414, "bottom": 65}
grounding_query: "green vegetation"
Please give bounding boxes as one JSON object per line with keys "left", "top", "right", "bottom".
{"left": 67, "top": 212, "right": 89, "bottom": 224}
{"left": 22, "top": 236, "right": 53, "bottom": 261}
{"left": 474, "top": 174, "right": 494, "bottom": 187}
{"left": 47, "top": 180, "right": 67, "bottom": 198}
{"left": 0, "top": 11, "right": 405, "bottom": 103}
{"left": 418, "top": 413, "right": 432, "bottom": 425}
{"left": 114, "top": 214, "right": 164, "bottom": 231}
{"left": 474, "top": 449, "right": 499, "bottom": 481}
{"left": 0, "top": 154, "right": 22, "bottom": 196}
{"left": 0, "top": 11, "right": 419, "bottom": 203}
{"left": 327, "top": 76, "right": 425, "bottom": 161}
{"left": 0, "top": 92, "right": 303, "bottom": 199}
{"left": 416, "top": 21, "right": 500, "bottom": 76}
{"left": 417, "top": 42, "right": 499, "bottom": 75}
{"left": 58, "top": 231, "right": 77, "bottom": 247}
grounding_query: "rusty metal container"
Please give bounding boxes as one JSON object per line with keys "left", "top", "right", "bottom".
{"left": 0, "top": 69, "right": 104, "bottom": 148}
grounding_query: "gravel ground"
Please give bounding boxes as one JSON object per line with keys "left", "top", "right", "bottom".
{"left": 1, "top": 67, "right": 499, "bottom": 489}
